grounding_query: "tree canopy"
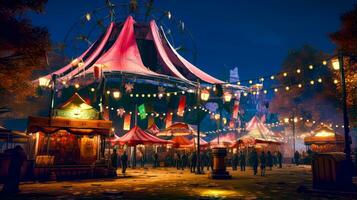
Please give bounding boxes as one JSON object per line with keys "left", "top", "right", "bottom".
{"left": 0, "top": 0, "right": 51, "bottom": 117}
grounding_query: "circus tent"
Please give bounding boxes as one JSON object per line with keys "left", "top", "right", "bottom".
{"left": 209, "top": 133, "right": 237, "bottom": 147}
{"left": 37, "top": 16, "right": 225, "bottom": 85}
{"left": 146, "top": 123, "right": 160, "bottom": 135}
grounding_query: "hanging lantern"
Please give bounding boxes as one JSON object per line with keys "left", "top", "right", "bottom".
{"left": 85, "top": 13, "right": 91, "bottom": 21}
{"left": 113, "top": 91, "right": 121, "bottom": 99}
{"left": 123, "top": 114, "right": 131, "bottom": 131}
{"left": 39, "top": 77, "right": 50, "bottom": 87}
{"left": 223, "top": 92, "right": 232, "bottom": 103}
{"left": 94, "top": 65, "right": 101, "bottom": 79}
{"left": 200, "top": 89, "right": 210, "bottom": 101}
{"left": 214, "top": 114, "right": 220, "bottom": 120}
{"left": 331, "top": 58, "right": 340, "bottom": 70}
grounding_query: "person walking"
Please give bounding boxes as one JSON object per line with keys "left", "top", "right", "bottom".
{"left": 153, "top": 152, "right": 159, "bottom": 168}
{"left": 267, "top": 151, "right": 273, "bottom": 171}
{"left": 260, "top": 151, "right": 266, "bottom": 176}
{"left": 239, "top": 151, "right": 246, "bottom": 171}
{"left": 250, "top": 149, "right": 258, "bottom": 176}
{"left": 2, "top": 146, "right": 26, "bottom": 194}
{"left": 120, "top": 151, "right": 128, "bottom": 175}
{"left": 175, "top": 152, "right": 181, "bottom": 170}
{"left": 190, "top": 151, "right": 197, "bottom": 173}
{"left": 294, "top": 151, "right": 300, "bottom": 166}
{"left": 111, "top": 149, "right": 118, "bottom": 175}
{"left": 182, "top": 152, "right": 188, "bottom": 169}
{"left": 232, "top": 152, "right": 239, "bottom": 171}
{"left": 277, "top": 151, "right": 283, "bottom": 168}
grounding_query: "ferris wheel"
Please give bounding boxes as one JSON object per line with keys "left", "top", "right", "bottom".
{"left": 57, "top": 0, "right": 198, "bottom": 65}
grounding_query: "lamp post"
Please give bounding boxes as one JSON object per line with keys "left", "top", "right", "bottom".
{"left": 331, "top": 53, "right": 351, "bottom": 162}
{"left": 196, "top": 86, "right": 209, "bottom": 174}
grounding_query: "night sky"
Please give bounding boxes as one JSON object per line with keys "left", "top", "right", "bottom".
{"left": 28, "top": 0, "right": 356, "bottom": 82}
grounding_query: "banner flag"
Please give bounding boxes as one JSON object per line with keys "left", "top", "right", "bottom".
{"left": 123, "top": 113, "right": 131, "bottom": 130}
{"left": 232, "top": 101, "right": 239, "bottom": 119}
{"left": 138, "top": 104, "right": 147, "bottom": 119}
{"left": 165, "top": 113, "right": 173, "bottom": 128}
{"left": 177, "top": 96, "right": 186, "bottom": 117}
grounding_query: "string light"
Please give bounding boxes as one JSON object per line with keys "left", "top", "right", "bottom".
{"left": 270, "top": 75, "right": 275, "bottom": 80}
{"left": 298, "top": 84, "right": 302, "bottom": 88}
{"left": 283, "top": 72, "right": 288, "bottom": 77}
{"left": 309, "top": 65, "right": 314, "bottom": 70}
{"left": 334, "top": 79, "right": 338, "bottom": 84}
{"left": 74, "top": 83, "right": 80, "bottom": 89}
{"left": 296, "top": 69, "right": 301, "bottom": 74}
{"left": 310, "top": 80, "right": 315, "bottom": 85}
{"left": 318, "top": 78, "right": 322, "bottom": 83}
{"left": 90, "top": 88, "right": 95, "bottom": 92}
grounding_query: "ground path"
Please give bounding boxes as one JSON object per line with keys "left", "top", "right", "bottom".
{"left": 1, "top": 165, "right": 355, "bottom": 199}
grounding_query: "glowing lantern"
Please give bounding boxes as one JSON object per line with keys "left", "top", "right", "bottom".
{"left": 214, "top": 114, "right": 220, "bottom": 120}
{"left": 85, "top": 13, "right": 91, "bottom": 21}
{"left": 200, "top": 90, "right": 210, "bottom": 101}
{"left": 223, "top": 92, "right": 232, "bottom": 102}
{"left": 331, "top": 58, "right": 340, "bottom": 70}
{"left": 39, "top": 77, "right": 50, "bottom": 87}
{"left": 71, "top": 58, "right": 80, "bottom": 67}
{"left": 74, "top": 83, "right": 80, "bottom": 89}
{"left": 284, "top": 118, "right": 289, "bottom": 123}
{"left": 113, "top": 91, "right": 121, "bottom": 99}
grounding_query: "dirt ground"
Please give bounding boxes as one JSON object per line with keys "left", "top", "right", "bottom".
{"left": 0, "top": 164, "right": 356, "bottom": 200}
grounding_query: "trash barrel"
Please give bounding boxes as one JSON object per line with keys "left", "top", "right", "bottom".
{"left": 312, "top": 152, "right": 352, "bottom": 189}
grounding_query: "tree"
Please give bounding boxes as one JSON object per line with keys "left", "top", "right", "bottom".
{"left": 270, "top": 45, "right": 341, "bottom": 130}
{"left": 330, "top": 5, "right": 357, "bottom": 127}
{"left": 0, "top": 0, "right": 51, "bottom": 118}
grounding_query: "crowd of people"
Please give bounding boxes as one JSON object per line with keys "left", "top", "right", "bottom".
{"left": 110, "top": 148, "right": 284, "bottom": 177}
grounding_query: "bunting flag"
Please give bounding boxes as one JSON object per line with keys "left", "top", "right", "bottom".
{"left": 148, "top": 116, "right": 154, "bottom": 128}
{"left": 229, "top": 120, "right": 235, "bottom": 128}
{"left": 123, "top": 113, "right": 131, "bottom": 130}
{"left": 260, "top": 114, "right": 266, "bottom": 123}
{"left": 232, "top": 100, "right": 239, "bottom": 119}
{"left": 138, "top": 104, "right": 146, "bottom": 120}
{"left": 165, "top": 112, "right": 173, "bottom": 128}
{"left": 177, "top": 96, "right": 186, "bottom": 117}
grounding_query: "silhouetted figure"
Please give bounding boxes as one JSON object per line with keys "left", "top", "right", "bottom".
{"left": 175, "top": 152, "right": 181, "bottom": 170}
{"left": 207, "top": 151, "right": 213, "bottom": 171}
{"left": 260, "top": 151, "right": 266, "bottom": 176}
{"left": 267, "top": 151, "right": 273, "bottom": 170}
{"left": 250, "top": 149, "right": 258, "bottom": 175}
{"left": 277, "top": 151, "right": 283, "bottom": 168}
{"left": 120, "top": 151, "right": 128, "bottom": 174}
{"left": 2, "top": 146, "right": 26, "bottom": 194}
{"left": 111, "top": 149, "right": 118, "bottom": 175}
{"left": 200, "top": 152, "right": 206, "bottom": 172}
{"left": 239, "top": 151, "right": 246, "bottom": 171}
{"left": 153, "top": 152, "right": 159, "bottom": 168}
{"left": 182, "top": 153, "right": 188, "bottom": 169}
{"left": 294, "top": 151, "right": 300, "bottom": 166}
{"left": 190, "top": 152, "right": 197, "bottom": 173}
{"left": 232, "top": 153, "right": 238, "bottom": 171}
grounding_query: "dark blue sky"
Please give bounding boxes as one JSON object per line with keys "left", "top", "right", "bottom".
{"left": 29, "top": 0, "right": 356, "bottom": 81}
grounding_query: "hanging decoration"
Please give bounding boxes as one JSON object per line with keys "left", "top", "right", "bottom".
{"left": 232, "top": 100, "right": 239, "bottom": 119}
{"left": 117, "top": 108, "right": 126, "bottom": 117}
{"left": 177, "top": 95, "right": 186, "bottom": 117}
{"left": 94, "top": 65, "right": 102, "bottom": 79}
{"left": 138, "top": 104, "right": 147, "bottom": 120}
{"left": 147, "top": 116, "right": 154, "bottom": 128}
{"left": 123, "top": 113, "right": 131, "bottom": 130}
{"left": 125, "top": 82, "right": 134, "bottom": 93}
{"left": 165, "top": 112, "right": 173, "bottom": 128}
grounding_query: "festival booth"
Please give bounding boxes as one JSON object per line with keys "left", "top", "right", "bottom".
{"left": 27, "top": 93, "right": 113, "bottom": 180}
{"left": 146, "top": 123, "right": 160, "bottom": 136}
{"left": 111, "top": 125, "right": 171, "bottom": 167}
{"left": 304, "top": 126, "right": 345, "bottom": 153}
{"left": 209, "top": 133, "right": 236, "bottom": 148}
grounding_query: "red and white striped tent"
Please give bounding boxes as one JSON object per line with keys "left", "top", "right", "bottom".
{"left": 37, "top": 16, "right": 225, "bottom": 86}
{"left": 146, "top": 123, "right": 160, "bottom": 135}
{"left": 111, "top": 126, "right": 170, "bottom": 146}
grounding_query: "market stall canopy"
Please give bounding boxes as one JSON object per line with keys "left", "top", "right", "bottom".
{"left": 0, "top": 126, "right": 30, "bottom": 143}
{"left": 245, "top": 116, "right": 283, "bottom": 142}
{"left": 190, "top": 137, "right": 209, "bottom": 147}
{"left": 54, "top": 93, "right": 99, "bottom": 120}
{"left": 146, "top": 123, "right": 160, "bottom": 135}
{"left": 157, "top": 122, "right": 206, "bottom": 137}
{"left": 304, "top": 126, "right": 345, "bottom": 145}
{"left": 27, "top": 116, "right": 112, "bottom": 135}
{"left": 233, "top": 127, "right": 281, "bottom": 148}
{"left": 36, "top": 16, "right": 224, "bottom": 86}
{"left": 209, "top": 133, "right": 236, "bottom": 147}
{"left": 112, "top": 126, "right": 170, "bottom": 146}
{"left": 171, "top": 136, "right": 193, "bottom": 148}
